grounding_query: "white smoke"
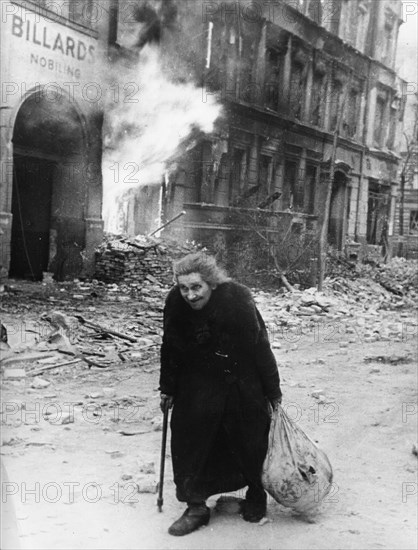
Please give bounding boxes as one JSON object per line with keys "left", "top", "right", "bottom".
{"left": 102, "top": 44, "right": 222, "bottom": 234}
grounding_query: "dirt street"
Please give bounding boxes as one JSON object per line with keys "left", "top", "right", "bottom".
{"left": 1, "top": 279, "right": 417, "bottom": 550}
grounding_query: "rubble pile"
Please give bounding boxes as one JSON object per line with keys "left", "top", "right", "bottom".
{"left": 94, "top": 234, "right": 205, "bottom": 286}
{"left": 368, "top": 258, "right": 418, "bottom": 297}
{"left": 327, "top": 256, "right": 417, "bottom": 293}
{"left": 250, "top": 258, "right": 417, "bottom": 346}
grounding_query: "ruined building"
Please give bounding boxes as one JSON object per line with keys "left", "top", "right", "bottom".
{"left": 393, "top": 89, "right": 418, "bottom": 259}
{"left": 0, "top": 0, "right": 408, "bottom": 282}
{"left": 114, "top": 0, "right": 407, "bottom": 277}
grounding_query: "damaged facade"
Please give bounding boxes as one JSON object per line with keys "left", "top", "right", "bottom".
{"left": 0, "top": 0, "right": 408, "bottom": 282}
{"left": 393, "top": 95, "right": 418, "bottom": 259}
{"left": 0, "top": 0, "right": 117, "bottom": 280}
{"left": 114, "top": 0, "right": 407, "bottom": 276}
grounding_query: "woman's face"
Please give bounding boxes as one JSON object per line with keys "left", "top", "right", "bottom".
{"left": 177, "top": 272, "right": 215, "bottom": 310}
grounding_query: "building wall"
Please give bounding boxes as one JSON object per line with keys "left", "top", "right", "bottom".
{"left": 101, "top": 0, "right": 407, "bottom": 277}
{"left": 145, "top": 0, "right": 406, "bottom": 269}
{"left": 0, "top": 0, "right": 108, "bottom": 280}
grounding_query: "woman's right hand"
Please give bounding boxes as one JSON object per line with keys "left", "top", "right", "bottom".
{"left": 160, "top": 393, "right": 174, "bottom": 413}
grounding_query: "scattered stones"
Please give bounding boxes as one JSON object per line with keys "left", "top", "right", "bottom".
{"left": 311, "top": 390, "right": 326, "bottom": 400}
{"left": 60, "top": 414, "right": 74, "bottom": 425}
{"left": 151, "top": 416, "right": 163, "bottom": 431}
{"left": 136, "top": 477, "right": 158, "bottom": 494}
{"left": 88, "top": 392, "right": 104, "bottom": 399}
{"left": 105, "top": 450, "right": 124, "bottom": 457}
{"left": 139, "top": 462, "right": 155, "bottom": 475}
{"left": 364, "top": 355, "right": 412, "bottom": 365}
{"left": 30, "top": 377, "right": 51, "bottom": 389}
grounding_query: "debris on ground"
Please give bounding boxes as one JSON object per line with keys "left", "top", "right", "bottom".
{"left": 1, "top": 238, "right": 416, "bottom": 387}
{"left": 363, "top": 354, "right": 413, "bottom": 365}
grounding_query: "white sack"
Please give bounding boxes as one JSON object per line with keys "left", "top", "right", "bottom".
{"left": 262, "top": 405, "right": 333, "bottom": 514}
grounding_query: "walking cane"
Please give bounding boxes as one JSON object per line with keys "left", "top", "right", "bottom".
{"left": 157, "top": 399, "right": 169, "bottom": 512}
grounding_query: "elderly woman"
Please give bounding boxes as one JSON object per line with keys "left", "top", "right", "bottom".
{"left": 159, "top": 252, "right": 282, "bottom": 536}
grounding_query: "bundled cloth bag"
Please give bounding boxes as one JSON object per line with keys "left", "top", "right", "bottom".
{"left": 262, "top": 405, "right": 333, "bottom": 515}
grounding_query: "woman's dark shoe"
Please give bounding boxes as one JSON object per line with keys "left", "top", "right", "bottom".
{"left": 241, "top": 487, "right": 267, "bottom": 523}
{"left": 168, "top": 505, "right": 210, "bottom": 536}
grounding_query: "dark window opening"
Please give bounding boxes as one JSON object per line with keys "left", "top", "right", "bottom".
{"left": 410, "top": 211, "right": 418, "bottom": 235}
{"left": 342, "top": 89, "right": 359, "bottom": 138}
{"left": 382, "top": 21, "right": 394, "bottom": 65}
{"left": 229, "top": 148, "right": 246, "bottom": 203}
{"left": 284, "top": 160, "right": 303, "bottom": 210}
{"left": 329, "top": 80, "right": 342, "bottom": 132}
{"left": 289, "top": 63, "right": 305, "bottom": 120}
{"left": 304, "top": 165, "right": 317, "bottom": 214}
{"left": 366, "top": 184, "right": 389, "bottom": 244}
{"left": 265, "top": 49, "right": 281, "bottom": 111}
{"left": 374, "top": 96, "right": 386, "bottom": 146}
{"left": 310, "top": 74, "right": 325, "bottom": 126}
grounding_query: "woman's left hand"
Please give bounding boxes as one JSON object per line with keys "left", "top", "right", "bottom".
{"left": 269, "top": 397, "right": 282, "bottom": 411}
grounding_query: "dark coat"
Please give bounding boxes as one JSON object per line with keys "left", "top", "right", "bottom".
{"left": 159, "top": 281, "right": 282, "bottom": 502}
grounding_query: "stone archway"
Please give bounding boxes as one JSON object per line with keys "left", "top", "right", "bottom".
{"left": 10, "top": 90, "right": 86, "bottom": 280}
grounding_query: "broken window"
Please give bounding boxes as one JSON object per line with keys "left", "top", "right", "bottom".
{"left": 265, "top": 49, "right": 282, "bottom": 111}
{"left": 310, "top": 72, "right": 326, "bottom": 127}
{"left": 304, "top": 165, "right": 317, "bottom": 214}
{"left": 229, "top": 148, "right": 247, "bottom": 202}
{"left": 374, "top": 94, "right": 387, "bottom": 147}
{"left": 386, "top": 106, "right": 398, "bottom": 150}
{"left": 342, "top": 87, "right": 360, "bottom": 139}
{"left": 382, "top": 9, "right": 396, "bottom": 66}
{"left": 259, "top": 154, "right": 273, "bottom": 196}
{"left": 289, "top": 62, "right": 306, "bottom": 120}
{"left": 329, "top": 79, "right": 343, "bottom": 132}
{"left": 239, "top": 21, "right": 260, "bottom": 103}
{"left": 366, "top": 184, "right": 389, "bottom": 244}
{"left": 355, "top": 0, "right": 371, "bottom": 53}
{"left": 410, "top": 211, "right": 418, "bottom": 235}
{"left": 205, "top": 21, "right": 227, "bottom": 92}
{"left": 284, "top": 159, "right": 303, "bottom": 211}
{"left": 346, "top": 1, "right": 359, "bottom": 46}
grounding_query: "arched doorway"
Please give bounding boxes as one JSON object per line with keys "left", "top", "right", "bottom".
{"left": 10, "top": 91, "right": 86, "bottom": 280}
{"left": 328, "top": 171, "right": 348, "bottom": 250}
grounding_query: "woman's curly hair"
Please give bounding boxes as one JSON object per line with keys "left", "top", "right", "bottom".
{"left": 173, "top": 252, "right": 231, "bottom": 286}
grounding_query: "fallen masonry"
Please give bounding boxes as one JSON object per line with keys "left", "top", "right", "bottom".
{"left": 94, "top": 234, "right": 204, "bottom": 286}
